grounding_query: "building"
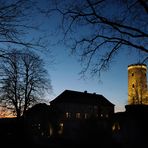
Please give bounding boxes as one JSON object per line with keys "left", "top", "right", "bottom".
{"left": 23, "top": 90, "right": 115, "bottom": 145}
{"left": 50, "top": 89, "right": 114, "bottom": 141}
{"left": 128, "top": 63, "right": 148, "bottom": 105}
{"left": 50, "top": 90, "right": 115, "bottom": 120}
{"left": 111, "top": 63, "right": 148, "bottom": 147}
{"left": 24, "top": 103, "right": 55, "bottom": 144}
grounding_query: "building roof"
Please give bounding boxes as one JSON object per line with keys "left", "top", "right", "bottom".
{"left": 50, "top": 90, "right": 114, "bottom": 106}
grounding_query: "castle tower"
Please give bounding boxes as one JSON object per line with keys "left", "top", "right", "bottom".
{"left": 128, "top": 64, "right": 148, "bottom": 105}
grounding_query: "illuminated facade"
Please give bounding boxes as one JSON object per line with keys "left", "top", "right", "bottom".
{"left": 50, "top": 90, "right": 114, "bottom": 136}
{"left": 128, "top": 64, "right": 148, "bottom": 105}
{"left": 50, "top": 90, "right": 114, "bottom": 120}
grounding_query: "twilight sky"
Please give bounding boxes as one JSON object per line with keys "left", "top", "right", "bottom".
{"left": 43, "top": 42, "right": 141, "bottom": 113}
{"left": 34, "top": 0, "right": 147, "bottom": 113}
{"left": 3, "top": 0, "right": 146, "bottom": 113}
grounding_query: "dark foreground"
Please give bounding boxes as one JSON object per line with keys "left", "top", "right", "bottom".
{"left": 1, "top": 105, "right": 148, "bottom": 148}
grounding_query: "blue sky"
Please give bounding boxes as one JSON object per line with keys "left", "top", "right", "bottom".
{"left": 34, "top": 2, "right": 146, "bottom": 113}
{"left": 3, "top": 0, "right": 145, "bottom": 113}
{"left": 42, "top": 42, "right": 141, "bottom": 113}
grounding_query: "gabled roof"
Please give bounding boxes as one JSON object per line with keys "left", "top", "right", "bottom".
{"left": 50, "top": 90, "right": 114, "bottom": 106}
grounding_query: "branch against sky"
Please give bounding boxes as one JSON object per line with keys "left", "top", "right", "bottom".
{"left": 0, "top": 0, "right": 49, "bottom": 51}
{"left": 0, "top": 49, "right": 52, "bottom": 118}
{"left": 46, "top": 0, "right": 148, "bottom": 77}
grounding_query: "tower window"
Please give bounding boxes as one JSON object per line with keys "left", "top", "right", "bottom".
{"left": 133, "top": 97, "right": 135, "bottom": 101}
{"left": 132, "top": 84, "right": 135, "bottom": 88}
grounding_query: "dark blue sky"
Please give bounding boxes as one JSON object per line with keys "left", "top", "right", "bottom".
{"left": 4, "top": 0, "right": 146, "bottom": 113}
{"left": 32, "top": 0, "right": 147, "bottom": 112}
{"left": 45, "top": 44, "right": 140, "bottom": 112}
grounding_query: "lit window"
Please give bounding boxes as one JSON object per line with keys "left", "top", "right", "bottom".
{"left": 58, "top": 123, "right": 64, "bottom": 134}
{"left": 84, "top": 113, "right": 88, "bottom": 119}
{"left": 38, "top": 123, "right": 40, "bottom": 129}
{"left": 41, "top": 132, "right": 44, "bottom": 136}
{"left": 106, "top": 114, "right": 109, "bottom": 118}
{"left": 48, "top": 124, "right": 53, "bottom": 136}
{"left": 76, "top": 113, "right": 81, "bottom": 119}
{"left": 112, "top": 122, "right": 120, "bottom": 131}
{"left": 66, "top": 112, "right": 71, "bottom": 118}
{"left": 101, "top": 114, "right": 103, "bottom": 117}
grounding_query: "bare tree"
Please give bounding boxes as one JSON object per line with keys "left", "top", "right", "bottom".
{"left": 0, "top": 49, "right": 52, "bottom": 118}
{"left": 46, "top": 0, "right": 148, "bottom": 76}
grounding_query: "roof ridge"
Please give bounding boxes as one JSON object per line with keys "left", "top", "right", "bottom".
{"left": 50, "top": 89, "right": 114, "bottom": 106}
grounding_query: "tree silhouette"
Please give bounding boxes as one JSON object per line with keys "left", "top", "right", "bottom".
{"left": 47, "top": 0, "right": 148, "bottom": 76}
{"left": 0, "top": 49, "right": 52, "bottom": 118}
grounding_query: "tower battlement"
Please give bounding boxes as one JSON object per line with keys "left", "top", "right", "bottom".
{"left": 128, "top": 64, "right": 147, "bottom": 70}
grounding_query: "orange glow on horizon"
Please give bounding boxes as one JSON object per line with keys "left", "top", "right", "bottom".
{"left": 0, "top": 107, "right": 16, "bottom": 118}
{"left": 0, "top": 115, "right": 16, "bottom": 118}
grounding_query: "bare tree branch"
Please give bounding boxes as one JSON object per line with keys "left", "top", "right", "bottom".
{"left": 47, "top": 0, "right": 148, "bottom": 77}
{"left": 0, "top": 0, "right": 49, "bottom": 52}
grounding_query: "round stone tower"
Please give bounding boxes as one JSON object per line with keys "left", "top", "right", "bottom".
{"left": 128, "top": 64, "right": 148, "bottom": 105}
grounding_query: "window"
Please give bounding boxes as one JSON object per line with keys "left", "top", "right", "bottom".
{"left": 106, "top": 114, "right": 109, "bottom": 118}
{"left": 84, "top": 113, "right": 88, "bottom": 119}
{"left": 133, "top": 97, "right": 135, "bottom": 101}
{"left": 58, "top": 123, "right": 64, "bottom": 134}
{"left": 37, "top": 123, "right": 40, "bottom": 129}
{"left": 48, "top": 123, "right": 53, "bottom": 136}
{"left": 76, "top": 113, "right": 81, "bottom": 119}
{"left": 66, "top": 112, "right": 71, "bottom": 118}
{"left": 112, "top": 122, "right": 120, "bottom": 131}
{"left": 132, "top": 73, "right": 134, "bottom": 76}
{"left": 94, "top": 105, "right": 98, "bottom": 109}
{"left": 132, "top": 84, "right": 135, "bottom": 88}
